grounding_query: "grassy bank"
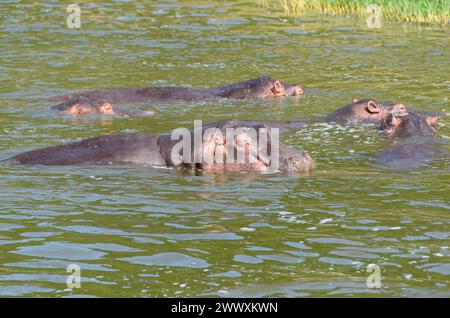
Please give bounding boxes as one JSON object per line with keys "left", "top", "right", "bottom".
{"left": 259, "top": 0, "right": 450, "bottom": 24}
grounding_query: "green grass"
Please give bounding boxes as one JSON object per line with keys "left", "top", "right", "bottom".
{"left": 259, "top": 0, "right": 450, "bottom": 24}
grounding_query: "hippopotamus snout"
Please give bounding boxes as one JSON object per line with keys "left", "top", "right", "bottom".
{"left": 278, "top": 144, "right": 315, "bottom": 173}
{"left": 286, "top": 84, "right": 304, "bottom": 96}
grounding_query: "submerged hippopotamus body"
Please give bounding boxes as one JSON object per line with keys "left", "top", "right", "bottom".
{"left": 6, "top": 120, "right": 314, "bottom": 173}
{"left": 51, "top": 77, "right": 304, "bottom": 116}
{"left": 323, "top": 99, "right": 408, "bottom": 125}
{"left": 375, "top": 112, "right": 448, "bottom": 169}
{"left": 202, "top": 119, "right": 310, "bottom": 134}
{"left": 374, "top": 142, "right": 448, "bottom": 170}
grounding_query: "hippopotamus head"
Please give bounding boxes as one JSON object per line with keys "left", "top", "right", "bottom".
{"left": 182, "top": 121, "right": 314, "bottom": 173}
{"left": 52, "top": 96, "right": 115, "bottom": 115}
{"left": 253, "top": 77, "right": 303, "bottom": 97}
{"left": 381, "top": 112, "right": 438, "bottom": 139}
{"left": 213, "top": 77, "right": 303, "bottom": 99}
{"left": 277, "top": 143, "right": 315, "bottom": 172}
{"left": 280, "top": 81, "right": 304, "bottom": 97}
{"left": 323, "top": 99, "right": 407, "bottom": 125}
{"left": 51, "top": 96, "right": 154, "bottom": 116}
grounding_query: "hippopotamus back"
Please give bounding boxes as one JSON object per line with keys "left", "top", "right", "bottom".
{"left": 374, "top": 141, "right": 449, "bottom": 170}
{"left": 7, "top": 133, "right": 166, "bottom": 166}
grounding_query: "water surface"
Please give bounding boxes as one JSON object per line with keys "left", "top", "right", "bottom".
{"left": 0, "top": 0, "right": 449, "bottom": 297}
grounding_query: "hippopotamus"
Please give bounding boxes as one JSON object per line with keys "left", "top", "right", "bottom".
{"left": 197, "top": 103, "right": 437, "bottom": 139}
{"left": 323, "top": 99, "right": 408, "bottom": 125}
{"left": 374, "top": 112, "right": 448, "bottom": 169}
{"left": 51, "top": 96, "right": 154, "bottom": 116}
{"left": 323, "top": 98, "right": 447, "bottom": 126}
{"left": 381, "top": 111, "right": 438, "bottom": 139}
{"left": 197, "top": 101, "right": 407, "bottom": 135}
{"left": 50, "top": 77, "right": 304, "bottom": 115}
{"left": 196, "top": 102, "right": 409, "bottom": 137}
{"left": 4, "top": 120, "right": 314, "bottom": 173}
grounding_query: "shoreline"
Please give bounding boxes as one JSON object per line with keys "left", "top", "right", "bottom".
{"left": 259, "top": 0, "right": 450, "bottom": 25}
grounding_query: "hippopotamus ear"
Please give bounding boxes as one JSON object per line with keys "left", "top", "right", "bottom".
{"left": 366, "top": 100, "right": 380, "bottom": 114}
{"left": 352, "top": 98, "right": 358, "bottom": 103}
{"left": 427, "top": 116, "right": 438, "bottom": 129}
{"left": 273, "top": 80, "right": 283, "bottom": 94}
{"left": 97, "top": 102, "right": 114, "bottom": 114}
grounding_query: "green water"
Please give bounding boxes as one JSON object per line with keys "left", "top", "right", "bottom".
{"left": 0, "top": 0, "right": 449, "bottom": 297}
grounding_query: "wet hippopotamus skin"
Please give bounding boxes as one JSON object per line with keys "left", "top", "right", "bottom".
{"left": 5, "top": 120, "right": 314, "bottom": 173}
{"left": 208, "top": 77, "right": 303, "bottom": 99}
{"left": 375, "top": 112, "right": 448, "bottom": 169}
{"left": 323, "top": 99, "right": 408, "bottom": 125}
{"left": 50, "top": 77, "right": 304, "bottom": 116}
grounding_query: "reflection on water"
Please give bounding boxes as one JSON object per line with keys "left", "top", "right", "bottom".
{"left": 0, "top": 0, "right": 449, "bottom": 297}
